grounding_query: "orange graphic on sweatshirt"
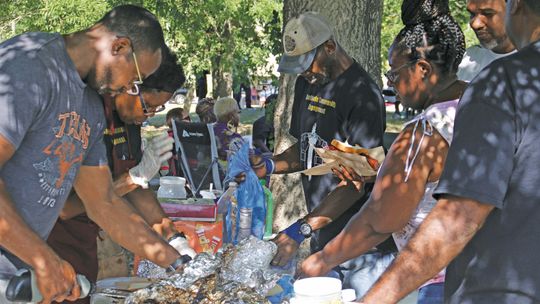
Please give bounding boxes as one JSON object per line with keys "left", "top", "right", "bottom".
{"left": 42, "top": 112, "right": 91, "bottom": 188}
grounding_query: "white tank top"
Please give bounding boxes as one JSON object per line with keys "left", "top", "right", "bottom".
{"left": 392, "top": 99, "right": 458, "bottom": 286}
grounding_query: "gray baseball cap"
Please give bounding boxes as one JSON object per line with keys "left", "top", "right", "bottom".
{"left": 278, "top": 12, "right": 333, "bottom": 74}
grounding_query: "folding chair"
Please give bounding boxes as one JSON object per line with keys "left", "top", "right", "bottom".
{"left": 171, "top": 121, "right": 223, "bottom": 196}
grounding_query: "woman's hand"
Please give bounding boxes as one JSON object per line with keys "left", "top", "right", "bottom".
{"left": 332, "top": 165, "right": 374, "bottom": 192}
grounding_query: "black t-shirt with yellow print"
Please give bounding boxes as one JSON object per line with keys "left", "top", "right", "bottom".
{"left": 102, "top": 94, "right": 142, "bottom": 178}
{"left": 290, "top": 61, "right": 392, "bottom": 252}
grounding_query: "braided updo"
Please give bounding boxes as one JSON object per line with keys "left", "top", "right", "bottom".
{"left": 393, "top": 0, "right": 465, "bottom": 75}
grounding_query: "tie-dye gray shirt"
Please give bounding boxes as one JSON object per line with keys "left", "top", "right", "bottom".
{"left": 0, "top": 32, "right": 107, "bottom": 271}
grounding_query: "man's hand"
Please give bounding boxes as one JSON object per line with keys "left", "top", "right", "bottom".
{"left": 235, "top": 154, "right": 269, "bottom": 183}
{"left": 75, "top": 165, "right": 180, "bottom": 269}
{"left": 298, "top": 251, "right": 332, "bottom": 278}
{"left": 249, "top": 154, "right": 268, "bottom": 178}
{"left": 33, "top": 255, "right": 80, "bottom": 303}
{"left": 271, "top": 232, "right": 300, "bottom": 266}
{"left": 129, "top": 133, "right": 174, "bottom": 188}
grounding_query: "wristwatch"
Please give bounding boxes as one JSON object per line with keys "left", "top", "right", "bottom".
{"left": 167, "top": 232, "right": 186, "bottom": 243}
{"left": 166, "top": 254, "right": 192, "bottom": 274}
{"left": 299, "top": 219, "right": 313, "bottom": 238}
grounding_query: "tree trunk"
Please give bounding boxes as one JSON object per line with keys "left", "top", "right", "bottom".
{"left": 211, "top": 54, "right": 234, "bottom": 99}
{"left": 183, "top": 86, "right": 195, "bottom": 115}
{"left": 271, "top": 0, "right": 383, "bottom": 232}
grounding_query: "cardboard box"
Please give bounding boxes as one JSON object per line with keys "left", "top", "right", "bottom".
{"left": 132, "top": 217, "right": 223, "bottom": 273}
{"left": 173, "top": 217, "right": 223, "bottom": 254}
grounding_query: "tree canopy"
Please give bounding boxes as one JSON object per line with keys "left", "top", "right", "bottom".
{"left": 0, "top": 0, "right": 282, "bottom": 95}
{"left": 1, "top": 0, "right": 481, "bottom": 88}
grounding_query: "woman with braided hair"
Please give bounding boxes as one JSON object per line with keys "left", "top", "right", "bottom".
{"left": 299, "top": 0, "right": 466, "bottom": 302}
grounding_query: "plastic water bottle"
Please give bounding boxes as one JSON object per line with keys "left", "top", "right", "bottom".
{"left": 159, "top": 160, "right": 170, "bottom": 176}
{"left": 223, "top": 182, "right": 238, "bottom": 244}
{"left": 218, "top": 182, "right": 237, "bottom": 214}
{"left": 237, "top": 207, "right": 253, "bottom": 241}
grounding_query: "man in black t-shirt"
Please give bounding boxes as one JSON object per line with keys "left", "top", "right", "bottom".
{"left": 252, "top": 12, "right": 395, "bottom": 297}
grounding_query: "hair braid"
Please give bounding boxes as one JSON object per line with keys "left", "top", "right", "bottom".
{"left": 394, "top": 0, "right": 465, "bottom": 75}
{"left": 141, "top": 47, "right": 185, "bottom": 93}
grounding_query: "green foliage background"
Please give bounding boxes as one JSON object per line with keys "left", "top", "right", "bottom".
{"left": 0, "top": 0, "right": 281, "bottom": 88}
{"left": 0, "top": 0, "right": 479, "bottom": 82}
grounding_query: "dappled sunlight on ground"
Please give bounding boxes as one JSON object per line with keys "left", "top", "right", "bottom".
{"left": 147, "top": 102, "right": 405, "bottom": 136}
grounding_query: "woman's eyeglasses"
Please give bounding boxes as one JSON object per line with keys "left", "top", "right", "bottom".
{"left": 384, "top": 59, "right": 418, "bottom": 83}
{"left": 138, "top": 91, "right": 166, "bottom": 115}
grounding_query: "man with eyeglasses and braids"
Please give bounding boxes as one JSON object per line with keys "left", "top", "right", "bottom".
{"left": 0, "top": 5, "right": 190, "bottom": 303}
{"left": 47, "top": 49, "right": 196, "bottom": 304}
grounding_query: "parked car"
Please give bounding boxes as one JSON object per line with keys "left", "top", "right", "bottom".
{"left": 382, "top": 87, "right": 396, "bottom": 103}
{"left": 168, "top": 88, "right": 188, "bottom": 104}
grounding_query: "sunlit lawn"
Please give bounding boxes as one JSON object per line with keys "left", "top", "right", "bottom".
{"left": 147, "top": 103, "right": 407, "bottom": 137}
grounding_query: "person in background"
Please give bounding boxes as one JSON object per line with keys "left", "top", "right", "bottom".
{"left": 249, "top": 86, "right": 258, "bottom": 108}
{"left": 166, "top": 107, "right": 191, "bottom": 126}
{"left": 252, "top": 94, "right": 277, "bottom": 155}
{"left": 249, "top": 12, "right": 395, "bottom": 298}
{"left": 48, "top": 49, "right": 196, "bottom": 304}
{"left": 234, "top": 81, "right": 249, "bottom": 110}
{"left": 0, "top": 5, "right": 186, "bottom": 303}
{"left": 457, "top": 0, "right": 515, "bottom": 81}
{"left": 242, "top": 82, "right": 251, "bottom": 108}
{"left": 357, "top": 0, "right": 540, "bottom": 303}
{"left": 195, "top": 97, "right": 217, "bottom": 124}
{"left": 196, "top": 70, "right": 210, "bottom": 100}
{"left": 213, "top": 97, "right": 244, "bottom": 162}
{"left": 300, "top": 1, "right": 467, "bottom": 303}
{"left": 393, "top": 97, "right": 403, "bottom": 119}
{"left": 382, "top": 87, "right": 402, "bottom": 119}
{"left": 240, "top": 83, "right": 251, "bottom": 108}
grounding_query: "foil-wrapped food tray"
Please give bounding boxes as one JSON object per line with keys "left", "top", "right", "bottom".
{"left": 124, "top": 237, "right": 283, "bottom": 303}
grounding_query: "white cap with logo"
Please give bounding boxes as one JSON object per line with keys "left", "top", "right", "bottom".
{"left": 278, "top": 12, "right": 333, "bottom": 74}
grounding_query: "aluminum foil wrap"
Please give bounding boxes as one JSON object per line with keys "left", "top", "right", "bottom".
{"left": 126, "top": 237, "right": 280, "bottom": 303}
{"left": 221, "top": 236, "right": 279, "bottom": 293}
{"left": 136, "top": 260, "right": 167, "bottom": 280}
{"left": 168, "top": 252, "right": 222, "bottom": 289}
{"left": 136, "top": 251, "right": 220, "bottom": 281}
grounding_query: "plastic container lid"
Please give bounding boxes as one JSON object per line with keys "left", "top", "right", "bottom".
{"left": 293, "top": 277, "right": 342, "bottom": 297}
{"left": 159, "top": 176, "right": 186, "bottom": 185}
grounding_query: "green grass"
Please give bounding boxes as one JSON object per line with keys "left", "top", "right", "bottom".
{"left": 147, "top": 103, "right": 406, "bottom": 136}
{"left": 386, "top": 113, "right": 407, "bottom": 133}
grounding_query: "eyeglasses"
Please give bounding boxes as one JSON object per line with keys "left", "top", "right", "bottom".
{"left": 138, "top": 91, "right": 166, "bottom": 115}
{"left": 384, "top": 59, "right": 418, "bottom": 83}
{"left": 126, "top": 52, "right": 144, "bottom": 96}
